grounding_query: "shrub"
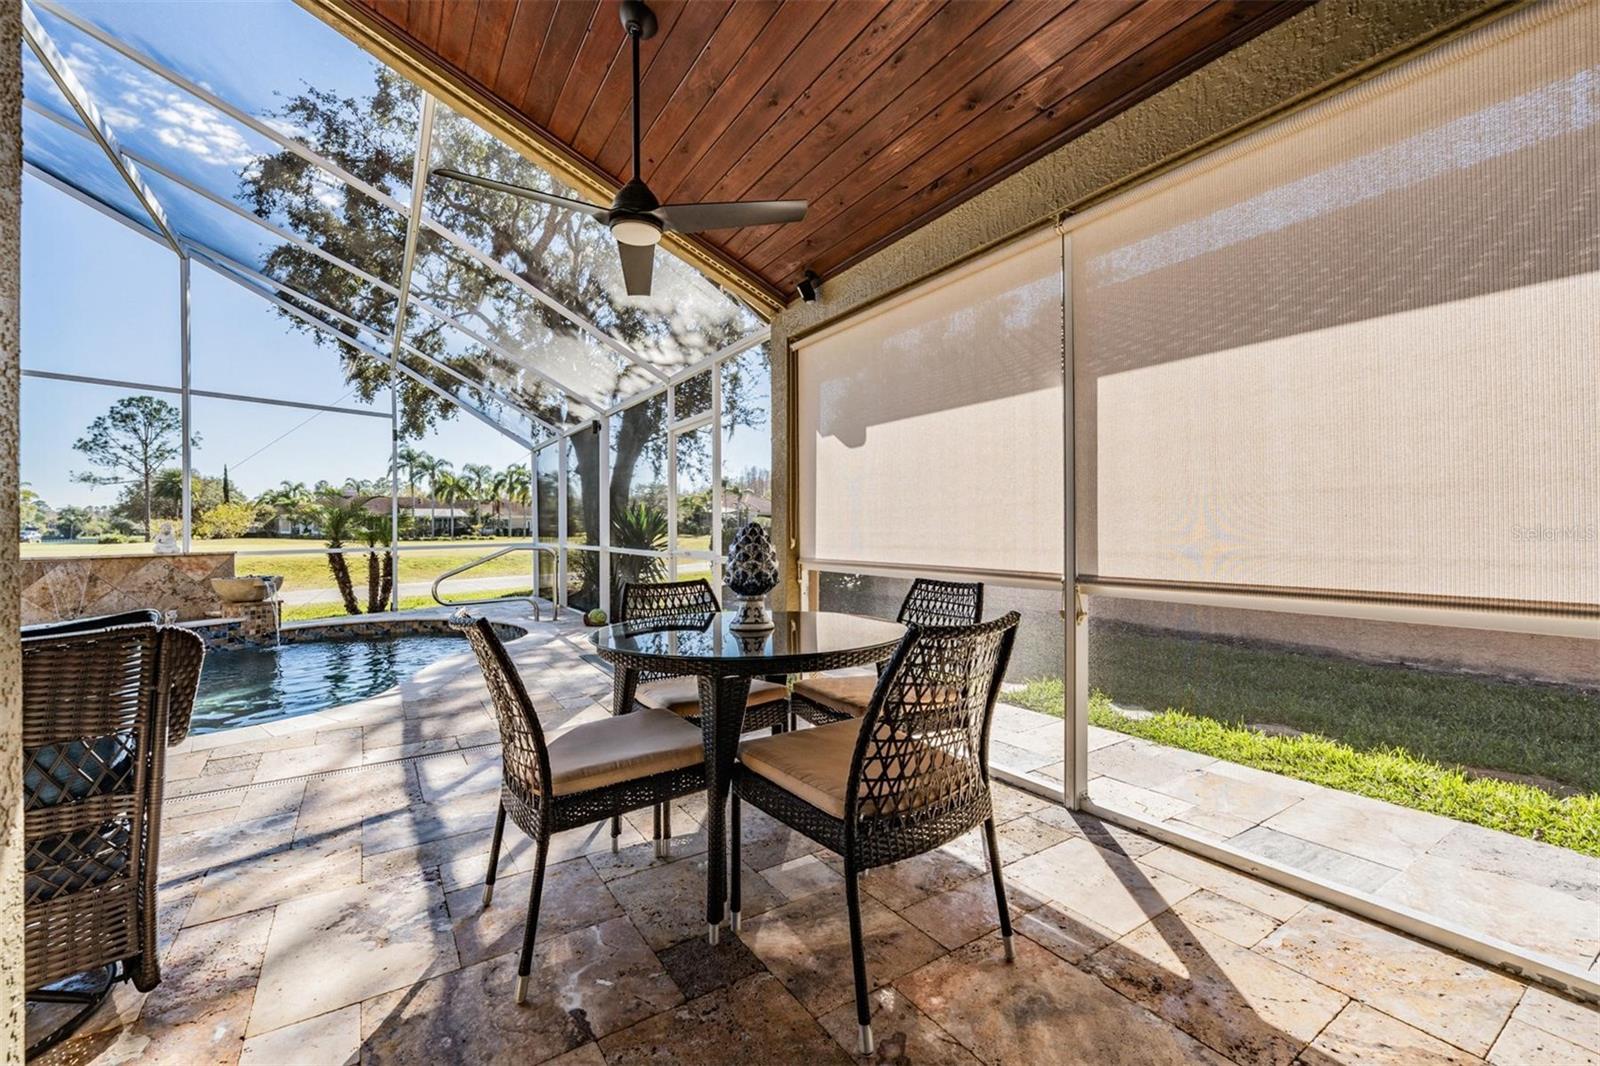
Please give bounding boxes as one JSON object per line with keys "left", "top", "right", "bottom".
{"left": 195, "top": 499, "right": 262, "bottom": 539}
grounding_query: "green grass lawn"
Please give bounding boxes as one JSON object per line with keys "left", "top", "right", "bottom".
{"left": 281, "top": 586, "right": 536, "bottom": 623}
{"left": 240, "top": 545, "right": 538, "bottom": 590}
{"left": 1082, "top": 622, "right": 1600, "bottom": 794}
{"left": 1001, "top": 624, "right": 1600, "bottom": 856}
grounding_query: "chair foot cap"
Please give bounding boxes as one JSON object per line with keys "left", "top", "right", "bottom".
{"left": 1002, "top": 934, "right": 1016, "bottom": 962}
{"left": 858, "top": 1024, "right": 875, "bottom": 1056}
{"left": 514, "top": 975, "right": 529, "bottom": 1004}
{"left": 611, "top": 837, "right": 620, "bottom": 854}
{"left": 707, "top": 923, "right": 720, "bottom": 946}
{"left": 729, "top": 910, "right": 741, "bottom": 933}
{"left": 481, "top": 883, "right": 494, "bottom": 908}
{"left": 655, "top": 839, "right": 668, "bottom": 859}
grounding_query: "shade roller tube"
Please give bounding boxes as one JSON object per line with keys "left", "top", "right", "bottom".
{"left": 1071, "top": 0, "right": 1599, "bottom": 608}
{"left": 796, "top": 231, "right": 1065, "bottom": 578}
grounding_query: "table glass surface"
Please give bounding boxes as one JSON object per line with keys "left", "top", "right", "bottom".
{"left": 591, "top": 611, "right": 906, "bottom": 664}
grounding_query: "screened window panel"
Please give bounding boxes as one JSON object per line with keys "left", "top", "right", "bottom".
{"left": 22, "top": 176, "right": 177, "bottom": 387}
{"left": 797, "top": 231, "right": 1064, "bottom": 577}
{"left": 1071, "top": 1, "right": 1599, "bottom": 608}
{"left": 427, "top": 102, "right": 764, "bottom": 376}
{"left": 50, "top": 0, "right": 423, "bottom": 202}
{"left": 535, "top": 446, "right": 559, "bottom": 541}
{"left": 20, "top": 108, "right": 160, "bottom": 237}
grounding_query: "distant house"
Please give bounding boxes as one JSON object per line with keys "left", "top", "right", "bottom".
{"left": 390, "top": 496, "right": 531, "bottom": 537}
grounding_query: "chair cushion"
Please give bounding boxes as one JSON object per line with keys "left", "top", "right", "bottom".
{"left": 792, "top": 672, "right": 877, "bottom": 718}
{"left": 546, "top": 707, "right": 704, "bottom": 796}
{"left": 636, "top": 676, "right": 788, "bottom": 717}
{"left": 739, "top": 719, "right": 861, "bottom": 818}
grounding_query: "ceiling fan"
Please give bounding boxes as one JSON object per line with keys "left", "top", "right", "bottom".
{"left": 432, "top": 0, "right": 808, "bottom": 298}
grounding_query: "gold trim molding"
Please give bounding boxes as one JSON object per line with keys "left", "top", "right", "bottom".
{"left": 297, "top": 0, "right": 785, "bottom": 319}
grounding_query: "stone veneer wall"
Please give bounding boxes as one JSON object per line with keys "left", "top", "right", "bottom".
{"left": 2, "top": 1, "right": 24, "bottom": 1058}
{"left": 766, "top": 0, "right": 1511, "bottom": 609}
{"left": 19, "top": 552, "right": 235, "bottom": 624}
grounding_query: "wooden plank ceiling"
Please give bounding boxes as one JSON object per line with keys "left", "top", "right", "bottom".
{"left": 340, "top": 0, "right": 1306, "bottom": 302}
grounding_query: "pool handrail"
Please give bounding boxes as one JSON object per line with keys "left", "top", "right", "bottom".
{"left": 430, "top": 544, "right": 561, "bottom": 621}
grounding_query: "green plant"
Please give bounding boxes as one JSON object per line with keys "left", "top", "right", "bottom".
{"left": 71, "top": 395, "right": 198, "bottom": 539}
{"left": 194, "top": 499, "right": 262, "bottom": 539}
{"left": 604, "top": 502, "right": 670, "bottom": 606}
{"left": 317, "top": 497, "right": 365, "bottom": 616}
{"left": 359, "top": 511, "right": 394, "bottom": 612}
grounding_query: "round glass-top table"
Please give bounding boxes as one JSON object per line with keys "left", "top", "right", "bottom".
{"left": 592, "top": 611, "right": 907, "bottom": 942}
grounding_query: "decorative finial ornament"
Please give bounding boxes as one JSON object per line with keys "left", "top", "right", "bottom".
{"left": 725, "top": 521, "right": 777, "bottom": 631}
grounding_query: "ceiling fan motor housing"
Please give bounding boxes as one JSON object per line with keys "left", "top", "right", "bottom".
{"left": 610, "top": 177, "right": 664, "bottom": 246}
{"left": 619, "top": 0, "right": 658, "bottom": 39}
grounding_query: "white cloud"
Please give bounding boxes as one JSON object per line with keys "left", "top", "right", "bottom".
{"left": 64, "top": 40, "right": 258, "bottom": 170}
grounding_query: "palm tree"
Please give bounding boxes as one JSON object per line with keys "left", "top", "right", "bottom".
{"left": 359, "top": 510, "right": 393, "bottom": 613}
{"left": 316, "top": 496, "right": 365, "bottom": 615}
{"left": 460, "top": 462, "right": 494, "bottom": 530}
{"left": 394, "top": 444, "right": 428, "bottom": 528}
{"left": 259, "top": 480, "right": 312, "bottom": 535}
{"left": 434, "top": 470, "right": 463, "bottom": 538}
{"left": 498, "top": 463, "right": 531, "bottom": 536}
{"left": 424, "top": 458, "right": 455, "bottom": 537}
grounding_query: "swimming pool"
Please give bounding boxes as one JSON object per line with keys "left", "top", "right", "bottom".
{"left": 192, "top": 633, "right": 469, "bottom": 734}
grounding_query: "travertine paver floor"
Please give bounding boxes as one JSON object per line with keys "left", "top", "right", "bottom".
{"left": 996, "top": 704, "right": 1600, "bottom": 978}
{"left": 31, "top": 611, "right": 1600, "bottom": 1065}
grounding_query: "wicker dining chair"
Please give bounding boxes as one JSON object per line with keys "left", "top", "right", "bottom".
{"left": 790, "top": 578, "right": 984, "bottom": 725}
{"left": 613, "top": 578, "right": 791, "bottom": 853}
{"left": 450, "top": 611, "right": 707, "bottom": 1003}
{"left": 614, "top": 578, "right": 790, "bottom": 729}
{"left": 731, "top": 611, "right": 1021, "bottom": 1056}
{"left": 22, "top": 613, "right": 205, "bottom": 1058}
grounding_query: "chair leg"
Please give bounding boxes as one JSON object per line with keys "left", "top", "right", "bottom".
{"left": 653, "top": 803, "right": 667, "bottom": 859}
{"left": 983, "top": 816, "right": 1015, "bottom": 962}
{"left": 662, "top": 800, "right": 672, "bottom": 852}
{"left": 514, "top": 835, "right": 550, "bottom": 1005}
{"left": 845, "top": 865, "right": 874, "bottom": 1056}
{"left": 729, "top": 788, "right": 742, "bottom": 932}
{"left": 482, "top": 802, "right": 507, "bottom": 908}
{"left": 610, "top": 813, "right": 621, "bottom": 853}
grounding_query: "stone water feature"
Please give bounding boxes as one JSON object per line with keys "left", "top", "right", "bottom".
{"left": 211, "top": 575, "right": 284, "bottom": 646}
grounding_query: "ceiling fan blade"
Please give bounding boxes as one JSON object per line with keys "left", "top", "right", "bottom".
{"left": 617, "top": 241, "right": 655, "bottom": 297}
{"left": 431, "top": 168, "right": 610, "bottom": 221}
{"left": 655, "top": 199, "right": 808, "bottom": 233}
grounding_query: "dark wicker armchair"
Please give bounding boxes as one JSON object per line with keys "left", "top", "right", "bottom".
{"left": 21, "top": 612, "right": 205, "bottom": 1057}
{"left": 732, "top": 611, "right": 1021, "bottom": 1056}
{"left": 791, "top": 578, "right": 984, "bottom": 724}
{"left": 612, "top": 579, "right": 790, "bottom": 853}
{"left": 450, "top": 611, "right": 707, "bottom": 1003}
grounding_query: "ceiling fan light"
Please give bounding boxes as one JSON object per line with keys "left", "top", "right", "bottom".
{"left": 612, "top": 218, "right": 663, "bottom": 246}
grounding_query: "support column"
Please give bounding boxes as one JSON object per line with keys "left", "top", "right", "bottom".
{"left": 178, "top": 255, "right": 192, "bottom": 553}
{"left": 1, "top": 5, "right": 28, "bottom": 1057}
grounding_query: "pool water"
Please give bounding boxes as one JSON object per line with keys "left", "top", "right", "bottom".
{"left": 192, "top": 634, "right": 469, "bottom": 734}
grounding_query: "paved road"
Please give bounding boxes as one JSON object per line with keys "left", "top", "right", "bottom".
{"left": 278, "top": 574, "right": 534, "bottom": 605}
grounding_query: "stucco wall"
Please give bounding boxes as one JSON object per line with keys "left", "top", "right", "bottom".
{"left": 768, "top": 0, "right": 1512, "bottom": 608}
{"left": 2, "top": 1, "right": 25, "bottom": 1058}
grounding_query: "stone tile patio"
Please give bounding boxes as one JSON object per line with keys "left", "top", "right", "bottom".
{"left": 991, "top": 701, "right": 1600, "bottom": 979}
{"left": 33, "top": 610, "right": 1600, "bottom": 1065}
